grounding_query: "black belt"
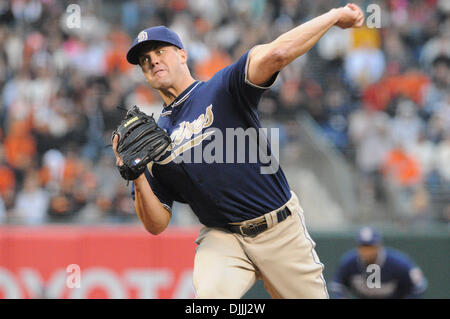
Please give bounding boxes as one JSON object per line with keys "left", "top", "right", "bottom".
{"left": 228, "top": 206, "right": 292, "bottom": 237}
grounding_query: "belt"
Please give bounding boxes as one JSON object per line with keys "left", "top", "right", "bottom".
{"left": 228, "top": 206, "right": 292, "bottom": 237}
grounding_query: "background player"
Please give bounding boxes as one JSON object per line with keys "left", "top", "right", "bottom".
{"left": 113, "top": 3, "right": 365, "bottom": 298}
{"left": 329, "top": 226, "right": 428, "bottom": 298}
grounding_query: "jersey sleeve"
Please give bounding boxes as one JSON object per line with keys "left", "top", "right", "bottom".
{"left": 391, "top": 250, "right": 428, "bottom": 298}
{"left": 131, "top": 168, "right": 174, "bottom": 214}
{"left": 399, "top": 261, "right": 428, "bottom": 298}
{"left": 221, "top": 48, "right": 279, "bottom": 111}
{"left": 329, "top": 251, "right": 355, "bottom": 299}
{"left": 406, "top": 266, "right": 428, "bottom": 298}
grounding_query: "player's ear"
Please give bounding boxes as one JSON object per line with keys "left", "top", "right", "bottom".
{"left": 176, "top": 48, "right": 188, "bottom": 64}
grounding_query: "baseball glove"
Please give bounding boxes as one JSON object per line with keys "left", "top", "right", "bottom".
{"left": 112, "top": 105, "right": 171, "bottom": 181}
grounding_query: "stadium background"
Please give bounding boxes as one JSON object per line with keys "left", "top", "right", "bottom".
{"left": 0, "top": 0, "right": 448, "bottom": 298}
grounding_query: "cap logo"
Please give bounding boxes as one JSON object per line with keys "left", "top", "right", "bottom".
{"left": 137, "top": 31, "right": 148, "bottom": 43}
{"left": 360, "top": 227, "right": 373, "bottom": 242}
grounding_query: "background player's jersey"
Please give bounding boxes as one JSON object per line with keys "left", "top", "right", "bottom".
{"left": 329, "top": 248, "right": 428, "bottom": 299}
{"left": 132, "top": 50, "right": 291, "bottom": 228}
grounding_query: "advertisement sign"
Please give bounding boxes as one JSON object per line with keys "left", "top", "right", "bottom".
{"left": 0, "top": 226, "right": 199, "bottom": 299}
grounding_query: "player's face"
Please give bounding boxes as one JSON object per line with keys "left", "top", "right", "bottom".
{"left": 358, "top": 245, "right": 379, "bottom": 264}
{"left": 138, "top": 44, "right": 185, "bottom": 90}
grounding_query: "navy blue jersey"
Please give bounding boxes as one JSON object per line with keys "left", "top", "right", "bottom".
{"left": 329, "top": 248, "right": 427, "bottom": 299}
{"left": 132, "top": 50, "right": 291, "bottom": 228}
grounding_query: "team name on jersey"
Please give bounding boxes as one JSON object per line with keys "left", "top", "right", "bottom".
{"left": 170, "top": 104, "right": 214, "bottom": 145}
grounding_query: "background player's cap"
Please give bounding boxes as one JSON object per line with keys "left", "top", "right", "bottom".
{"left": 356, "top": 226, "right": 382, "bottom": 246}
{"left": 126, "top": 26, "right": 184, "bottom": 65}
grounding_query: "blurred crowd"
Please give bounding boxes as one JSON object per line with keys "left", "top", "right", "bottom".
{"left": 0, "top": 0, "right": 448, "bottom": 226}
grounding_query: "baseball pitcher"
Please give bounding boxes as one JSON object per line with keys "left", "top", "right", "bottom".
{"left": 112, "top": 3, "right": 365, "bottom": 298}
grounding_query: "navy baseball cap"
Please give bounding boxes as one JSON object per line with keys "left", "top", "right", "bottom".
{"left": 126, "top": 26, "right": 184, "bottom": 65}
{"left": 356, "top": 227, "right": 382, "bottom": 246}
